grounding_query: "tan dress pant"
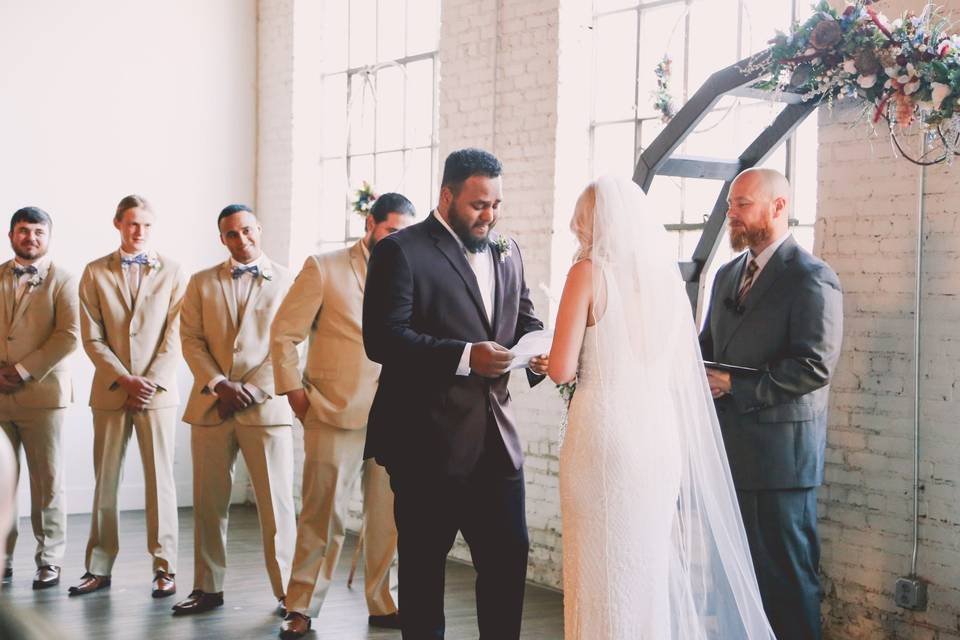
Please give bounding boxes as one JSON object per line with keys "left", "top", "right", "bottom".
{"left": 190, "top": 418, "right": 295, "bottom": 598}
{"left": 84, "top": 407, "right": 178, "bottom": 576}
{"left": 1, "top": 408, "right": 66, "bottom": 568}
{"left": 286, "top": 419, "right": 397, "bottom": 617}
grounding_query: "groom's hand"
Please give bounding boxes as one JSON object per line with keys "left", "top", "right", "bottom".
{"left": 528, "top": 354, "right": 549, "bottom": 376}
{"left": 470, "top": 342, "right": 514, "bottom": 378}
{"left": 705, "top": 368, "right": 731, "bottom": 398}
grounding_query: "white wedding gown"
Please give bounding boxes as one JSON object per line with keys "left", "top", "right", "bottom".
{"left": 558, "top": 176, "right": 774, "bottom": 640}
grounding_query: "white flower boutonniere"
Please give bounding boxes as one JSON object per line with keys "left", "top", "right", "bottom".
{"left": 260, "top": 269, "right": 273, "bottom": 282}
{"left": 147, "top": 256, "right": 162, "bottom": 272}
{"left": 26, "top": 274, "right": 44, "bottom": 290}
{"left": 493, "top": 236, "right": 512, "bottom": 264}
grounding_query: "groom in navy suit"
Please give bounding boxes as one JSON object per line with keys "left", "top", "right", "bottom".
{"left": 363, "top": 148, "right": 547, "bottom": 639}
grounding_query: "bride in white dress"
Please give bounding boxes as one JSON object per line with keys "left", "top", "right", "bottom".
{"left": 548, "top": 176, "right": 775, "bottom": 639}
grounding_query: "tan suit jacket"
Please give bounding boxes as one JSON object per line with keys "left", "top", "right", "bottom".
{"left": 0, "top": 260, "right": 79, "bottom": 412}
{"left": 79, "top": 251, "right": 187, "bottom": 410}
{"left": 271, "top": 241, "right": 378, "bottom": 430}
{"left": 181, "top": 256, "right": 294, "bottom": 426}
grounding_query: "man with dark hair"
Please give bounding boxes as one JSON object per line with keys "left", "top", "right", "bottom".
{"left": 172, "top": 204, "right": 297, "bottom": 617}
{"left": 363, "top": 148, "right": 548, "bottom": 639}
{"left": 271, "top": 192, "right": 414, "bottom": 638}
{"left": 0, "top": 207, "right": 79, "bottom": 590}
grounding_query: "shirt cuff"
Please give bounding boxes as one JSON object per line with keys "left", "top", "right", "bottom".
{"left": 456, "top": 343, "right": 472, "bottom": 376}
{"left": 207, "top": 375, "right": 228, "bottom": 395}
{"left": 13, "top": 363, "right": 30, "bottom": 382}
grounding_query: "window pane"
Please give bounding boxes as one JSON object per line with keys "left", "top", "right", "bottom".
{"left": 323, "top": 0, "right": 349, "bottom": 72}
{"left": 405, "top": 58, "right": 435, "bottom": 148}
{"left": 321, "top": 73, "right": 348, "bottom": 158}
{"left": 375, "top": 151, "right": 405, "bottom": 194}
{"left": 407, "top": 0, "right": 440, "bottom": 56}
{"left": 684, "top": 178, "right": 722, "bottom": 226}
{"left": 404, "top": 148, "right": 433, "bottom": 216}
{"left": 592, "top": 122, "right": 635, "bottom": 180}
{"left": 349, "top": 0, "right": 377, "bottom": 68}
{"left": 376, "top": 66, "right": 405, "bottom": 151}
{"left": 646, "top": 176, "right": 683, "bottom": 226}
{"left": 594, "top": 11, "right": 638, "bottom": 122}
{"left": 742, "top": 0, "right": 792, "bottom": 57}
{"left": 320, "top": 159, "right": 348, "bottom": 243}
{"left": 349, "top": 154, "right": 375, "bottom": 192}
{"left": 681, "top": 229, "right": 703, "bottom": 260}
{"left": 687, "top": 0, "right": 739, "bottom": 93}
{"left": 377, "top": 0, "right": 405, "bottom": 62}
{"left": 595, "top": 0, "right": 638, "bottom": 13}
{"left": 349, "top": 73, "right": 376, "bottom": 155}
{"left": 792, "top": 114, "right": 818, "bottom": 226}
{"left": 636, "top": 2, "right": 686, "bottom": 119}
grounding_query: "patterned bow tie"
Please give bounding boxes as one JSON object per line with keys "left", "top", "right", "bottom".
{"left": 120, "top": 254, "right": 150, "bottom": 267}
{"left": 232, "top": 265, "right": 259, "bottom": 279}
{"left": 12, "top": 265, "right": 38, "bottom": 277}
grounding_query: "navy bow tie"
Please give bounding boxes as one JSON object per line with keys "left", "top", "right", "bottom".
{"left": 120, "top": 254, "right": 150, "bottom": 267}
{"left": 232, "top": 265, "right": 259, "bottom": 279}
{"left": 12, "top": 265, "right": 38, "bottom": 277}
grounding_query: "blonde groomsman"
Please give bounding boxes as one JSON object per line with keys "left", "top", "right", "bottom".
{"left": 69, "top": 195, "right": 187, "bottom": 598}
{"left": 0, "top": 207, "right": 79, "bottom": 590}
{"left": 273, "top": 193, "right": 414, "bottom": 639}
{"left": 172, "top": 204, "right": 296, "bottom": 616}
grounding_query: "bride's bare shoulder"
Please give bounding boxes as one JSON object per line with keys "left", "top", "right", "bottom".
{"left": 568, "top": 258, "right": 593, "bottom": 279}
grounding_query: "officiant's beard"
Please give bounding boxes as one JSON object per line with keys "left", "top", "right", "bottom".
{"left": 729, "top": 216, "right": 772, "bottom": 252}
{"left": 449, "top": 201, "right": 495, "bottom": 253}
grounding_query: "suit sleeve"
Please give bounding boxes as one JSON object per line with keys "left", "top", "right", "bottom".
{"left": 19, "top": 274, "right": 80, "bottom": 379}
{"left": 698, "top": 272, "right": 722, "bottom": 362}
{"left": 144, "top": 266, "right": 188, "bottom": 390}
{"left": 179, "top": 274, "right": 223, "bottom": 389}
{"left": 270, "top": 258, "right": 324, "bottom": 395}
{"left": 363, "top": 237, "right": 467, "bottom": 373}
{"left": 510, "top": 241, "right": 546, "bottom": 388}
{"left": 729, "top": 265, "right": 843, "bottom": 413}
{"left": 79, "top": 265, "right": 131, "bottom": 382}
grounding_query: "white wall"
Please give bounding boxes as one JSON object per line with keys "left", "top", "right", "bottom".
{"left": 0, "top": 0, "right": 257, "bottom": 516}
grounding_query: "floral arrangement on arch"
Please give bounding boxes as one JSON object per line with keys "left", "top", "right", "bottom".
{"left": 352, "top": 180, "right": 378, "bottom": 218}
{"left": 745, "top": 0, "right": 960, "bottom": 164}
{"left": 653, "top": 54, "right": 677, "bottom": 123}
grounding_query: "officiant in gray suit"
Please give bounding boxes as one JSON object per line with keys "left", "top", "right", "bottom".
{"left": 699, "top": 168, "right": 843, "bottom": 640}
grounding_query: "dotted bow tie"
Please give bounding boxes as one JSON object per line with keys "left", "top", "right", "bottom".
{"left": 231, "top": 265, "right": 259, "bottom": 279}
{"left": 12, "top": 265, "right": 38, "bottom": 277}
{"left": 120, "top": 254, "right": 150, "bottom": 267}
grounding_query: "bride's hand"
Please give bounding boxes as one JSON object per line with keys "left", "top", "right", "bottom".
{"left": 705, "top": 369, "right": 731, "bottom": 398}
{"left": 528, "top": 354, "right": 549, "bottom": 376}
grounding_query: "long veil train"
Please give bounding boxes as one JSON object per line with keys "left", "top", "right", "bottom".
{"left": 582, "top": 175, "right": 774, "bottom": 638}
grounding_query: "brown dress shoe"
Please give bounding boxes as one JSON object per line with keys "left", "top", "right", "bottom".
{"left": 171, "top": 590, "right": 224, "bottom": 615}
{"left": 369, "top": 612, "right": 401, "bottom": 629}
{"left": 152, "top": 570, "right": 176, "bottom": 598}
{"left": 279, "top": 612, "right": 312, "bottom": 639}
{"left": 32, "top": 565, "right": 60, "bottom": 590}
{"left": 68, "top": 572, "right": 111, "bottom": 596}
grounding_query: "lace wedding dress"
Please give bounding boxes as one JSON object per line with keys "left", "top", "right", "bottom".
{"left": 558, "top": 176, "right": 774, "bottom": 640}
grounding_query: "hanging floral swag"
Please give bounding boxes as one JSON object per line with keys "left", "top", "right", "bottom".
{"left": 352, "top": 180, "right": 378, "bottom": 218}
{"left": 744, "top": 0, "right": 960, "bottom": 164}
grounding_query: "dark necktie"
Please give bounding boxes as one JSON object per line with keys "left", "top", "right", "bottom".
{"left": 736, "top": 259, "right": 759, "bottom": 305}
{"left": 232, "top": 265, "right": 260, "bottom": 279}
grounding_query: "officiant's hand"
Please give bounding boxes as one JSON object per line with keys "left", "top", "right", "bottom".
{"left": 705, "top": 368, "right": 731, "bottom": 398}
{"left": 528, "top": 354, "right": 549, "bottom": 376}
{"left": 470, "top": 342, "right": 514, "bottom": 378}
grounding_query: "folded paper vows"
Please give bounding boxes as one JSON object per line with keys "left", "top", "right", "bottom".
{"left": 509, "top": 330, "right": 554, "bottom": 370}
{"left": 703, "top": 361, "right": 760, "bottom": 374}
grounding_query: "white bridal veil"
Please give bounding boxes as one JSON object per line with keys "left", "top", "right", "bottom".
{"left": 586, "top": 175, "right": 774, "bottom": 639}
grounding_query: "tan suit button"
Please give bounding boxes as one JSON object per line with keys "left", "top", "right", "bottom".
{"left": 6, "top": 336, "right": 12, "bottom": 341}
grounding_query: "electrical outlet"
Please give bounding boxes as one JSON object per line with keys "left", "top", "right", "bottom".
{"left": 894, "top": 576, "right": 927, "bottom": 611}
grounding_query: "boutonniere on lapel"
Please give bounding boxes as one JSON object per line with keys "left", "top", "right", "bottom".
{"left": 260, "top": 269, "right": 273, "bottom": 282}
{"left": 26, "top": 273, "right": 44, "bottom": 291}
{"left": 493, "top": 236, "right": 512, "bottom": 264}
{"left": 146, "top": 255, "right": 162, "bottom": 272}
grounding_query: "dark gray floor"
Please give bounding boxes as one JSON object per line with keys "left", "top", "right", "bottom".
{"left": 1, "top": 505, "right": 564, "bottom": 640}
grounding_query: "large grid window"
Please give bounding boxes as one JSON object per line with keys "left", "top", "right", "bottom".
{"left": 591, "top": 0, "right": 818, "bottom": 268}
{"left": 319, "top": 0, "right": 441, "bottom": 248}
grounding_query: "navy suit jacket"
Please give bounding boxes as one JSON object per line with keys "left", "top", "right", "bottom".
{"left": 699, "top": 235, "right": 843, "bottom": 490}
{"left": 363, "top": 214, "right": 544, "bottom": 477}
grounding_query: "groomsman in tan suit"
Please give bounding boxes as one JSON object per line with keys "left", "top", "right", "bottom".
{"left": 273, "top": 193, "right": 414, "bottom": 638}
{"left": 69, "top": 195, "right": 187, "bottom": 598}
{"left": 0, "top": 207, "right": 79, "bottom": 590}
{"left": 172, "top": 204, "right": 296, "bottom": 616}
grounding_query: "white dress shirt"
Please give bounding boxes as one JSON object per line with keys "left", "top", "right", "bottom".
{"left": 119, "top": 248, "right": 150, "bottom": 298}
{"left": 10, "top": 256, "right": 50, "bottom": 382}
{"left": 432, "top": 210, "right": 495, "bottom": 376}
{"left": 740, "top": 232, "right": 792, "bottom": 290}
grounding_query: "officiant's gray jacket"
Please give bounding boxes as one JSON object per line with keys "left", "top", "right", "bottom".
{"left": 699, "top": 235, "right": 843, "bottom": 491}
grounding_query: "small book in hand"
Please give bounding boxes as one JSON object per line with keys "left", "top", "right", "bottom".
{"left": 703, "top": 361, "right": 760, "bottom": 375}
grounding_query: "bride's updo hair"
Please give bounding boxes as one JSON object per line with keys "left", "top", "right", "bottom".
{"left": 570, "top": 183, "right": 596, "bottom": 262}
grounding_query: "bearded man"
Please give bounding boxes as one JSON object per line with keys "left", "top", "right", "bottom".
{"left": 698, "top": 168, "right": 843, "bottom": 640}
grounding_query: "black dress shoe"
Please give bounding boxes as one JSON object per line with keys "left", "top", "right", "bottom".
{"left": 68, "top": 572, "right": 111, "bottom": 596}
{"left": 369, "top": 612, "right": 401, "bottom": 629}
{"left": 171, "top": 590, "right": 224, "bottom": 615}
{"left": 32, "top": 565, "right": 60, "bottom": 590}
